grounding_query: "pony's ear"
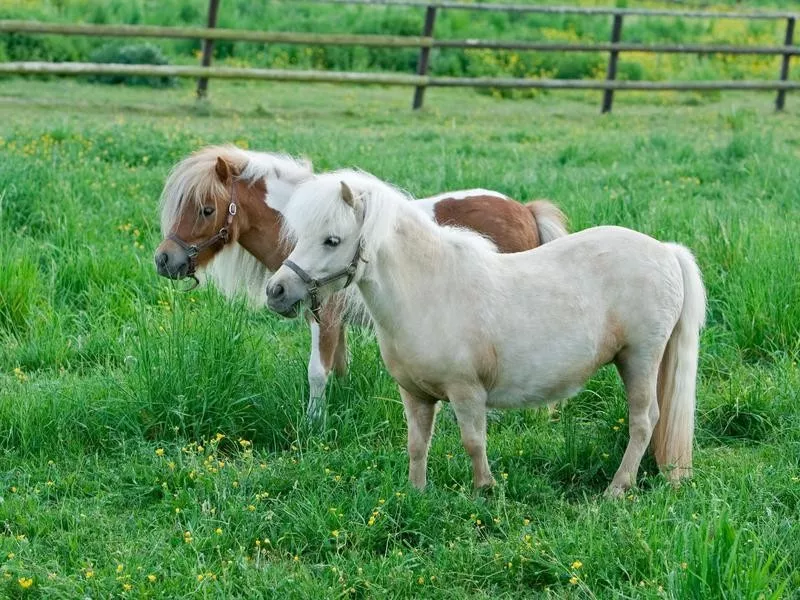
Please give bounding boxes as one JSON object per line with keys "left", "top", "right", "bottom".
{"left": 340, "top": 181, "right": 356, "bottom": 208}
{"left": 215, "top": 157, "right": 232, "bottom": 184}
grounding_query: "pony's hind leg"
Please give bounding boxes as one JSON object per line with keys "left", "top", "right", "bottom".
{"left": 400, "top": 387, "right": 439, "bottom": 490}
{"left": 449, "top": 386, "right": 494, "bottom": 490}
{"left": 606, "top": 351, "right": 661, "bottom": 498}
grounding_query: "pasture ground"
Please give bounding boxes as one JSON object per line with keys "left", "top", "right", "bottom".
{"left": 1, "top": 79, "right": 799, "bottom": 598}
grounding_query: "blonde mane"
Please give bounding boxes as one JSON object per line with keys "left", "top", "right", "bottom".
{"left": 159, "top": 144, "right": 313, "bottom": 306}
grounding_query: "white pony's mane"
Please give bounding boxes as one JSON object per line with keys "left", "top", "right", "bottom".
{"left": 285, "top": 168, "right": 498, "bottom": 265}
{"left": 159, "top": 144, "right": 313, "bottom": 306}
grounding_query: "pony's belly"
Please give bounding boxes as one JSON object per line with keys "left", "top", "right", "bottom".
{"left": 487, "top": 375, "right": 585, "bottom": 409}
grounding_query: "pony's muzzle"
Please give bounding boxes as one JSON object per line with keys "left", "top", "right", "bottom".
{"left": 154, "top": 243, "right": 190, "bottom": 280}
{"left": 266, "top": 268, "right": 306, "bottom": 318}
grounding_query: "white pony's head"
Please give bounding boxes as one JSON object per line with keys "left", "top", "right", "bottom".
{"left": 266, "top": 169, "right": 402, "bottom": 318}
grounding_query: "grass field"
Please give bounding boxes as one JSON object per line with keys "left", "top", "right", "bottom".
{"left": 1, "top": 78, "right": 799, "bottom": 598}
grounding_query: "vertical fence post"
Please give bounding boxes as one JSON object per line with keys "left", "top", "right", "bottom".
{"left": 412, "top": 5, "right": 438, "bottom": 110}
{"left": 601, "top": 13, "right": 624, "bottom": 114}
{"left": 196, "top": 0, "right": 221, "bottom": 100}
{"left": 775, "top": 16, "right": 796, "bottom": 111}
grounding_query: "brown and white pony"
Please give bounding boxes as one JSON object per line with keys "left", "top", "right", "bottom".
{"left": 154, "top": 145, "right": 568, "bottom": 423}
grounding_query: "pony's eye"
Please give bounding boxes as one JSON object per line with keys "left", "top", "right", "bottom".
{"left": 324, "top": 236, "right": 341, "bottom": 248}
{"left": 202, "top": 206, "right": 215, "bottom": 217}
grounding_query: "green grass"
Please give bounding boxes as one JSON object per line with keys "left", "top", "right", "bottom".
{"left": 1, "top": 78, "right": 799, "bottom": 598}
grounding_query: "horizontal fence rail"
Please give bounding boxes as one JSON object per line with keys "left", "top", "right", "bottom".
{"left": 3, "top": 61, "right": 799, "bottom": 91}
{"left": 2, "top": 21, "right": 797, "bottom": 56}
{"left": 1, "top": 0, "right": 798, "bottom": 112}
{"left": 0, "top": 20, "right": 431, "bottom": 48}
{"left": 302, "top": 0, "right": 797, "bottom": 20}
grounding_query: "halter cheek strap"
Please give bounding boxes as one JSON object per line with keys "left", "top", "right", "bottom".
{"left": 282, "top": 239, "right": 365, "bottom": 323}
{"left": 168, "top": 184, "right": 238, "bottom": 290}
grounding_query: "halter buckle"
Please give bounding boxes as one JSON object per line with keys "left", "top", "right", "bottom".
{"left": 228, "top": 204, "right": 237, "bottom": 216}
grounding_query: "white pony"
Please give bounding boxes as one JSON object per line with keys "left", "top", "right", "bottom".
{"left": 266, "top": 170, "right": 705, "bottom": 497}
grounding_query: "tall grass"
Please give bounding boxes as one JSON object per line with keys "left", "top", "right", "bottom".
{"left": 0, "top": 79, "right": 798, "bottom": 596}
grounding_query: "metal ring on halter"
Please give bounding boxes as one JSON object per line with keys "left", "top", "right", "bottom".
{"left": 182, "top": 274, "right": 201, "bottom": 292}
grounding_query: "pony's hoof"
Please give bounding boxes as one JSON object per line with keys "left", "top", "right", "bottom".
{"left": 409, "top": 480, "right": 427, "bottom": 492}
{"left": 473, "top": 479, "right": 496, "bottom": 497}
{"left": 603, "top": 484, "right": 626, "bottom": 500}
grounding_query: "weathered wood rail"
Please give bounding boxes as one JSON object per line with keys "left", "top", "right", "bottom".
{"left": 0, "top": 0, "right": 797, "bottom": 112}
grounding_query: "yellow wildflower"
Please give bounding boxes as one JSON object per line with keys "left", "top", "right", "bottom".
{"left": 147, "top": 574, "right": 157, "bottom": 583}
{"left": 18, "top": 577, "right": 33, "bottom": 589}
{"left": 571, "top": 560, "right": 583, "bottom": 570}
{"left": 155, "top": 448, "right": 165, "bottom": 457}
{"left": 570, "top": 576, "right": 579, "bottom": 585}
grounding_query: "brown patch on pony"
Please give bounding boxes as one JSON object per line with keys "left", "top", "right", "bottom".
{"left": 234, "top": 177, "right": 289, "bottom": 271}
{"left": 433, "top": 196, "right": 541, "bottom": 253}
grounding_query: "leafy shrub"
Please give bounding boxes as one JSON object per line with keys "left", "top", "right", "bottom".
{"left": 87, "top": 42, "right": 176, "bottom": 88}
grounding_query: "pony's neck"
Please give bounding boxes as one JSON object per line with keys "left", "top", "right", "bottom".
{"left": 357, "top": 206, "right": 448, "bottom": 334}
{"left": 234, "top": 177, "right": 289, "bottom": 271}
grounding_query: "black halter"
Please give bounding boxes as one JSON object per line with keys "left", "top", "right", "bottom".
{"left": 282, "top": 238, "right": 366, "bottom": 322}
{"left": 168, "top": 184, "right": 238, "bottom": 290}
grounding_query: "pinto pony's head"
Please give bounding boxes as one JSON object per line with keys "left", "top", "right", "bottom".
{"left": 154, "top": 145, "right": 312, "bottom": 284}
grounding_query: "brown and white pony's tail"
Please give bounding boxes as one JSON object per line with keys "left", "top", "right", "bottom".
{"left": 526, "top": 200, "right": 568, "bottom": 244}
{"left": 652, "top": 244, "right": 706, "bottom": 482}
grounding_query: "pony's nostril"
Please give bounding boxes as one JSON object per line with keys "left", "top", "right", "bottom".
{"left": 271, "top": 283, "right": 285, "bottom": 298}
{"left": 155, "top": 252, "right": 169, "bottom": 268}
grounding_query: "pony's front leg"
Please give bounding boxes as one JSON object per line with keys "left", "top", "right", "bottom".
{"left": 449, "top": 386, "right": 494, "bottom": 490}
{"left": 306, "top": 319, "right": 328, "bottom": 424}
{"left": 304, "top": 300, "right": 348, "bottom": 426}
{"left": 400, "top": 387, "right": 439, "bottom": 490}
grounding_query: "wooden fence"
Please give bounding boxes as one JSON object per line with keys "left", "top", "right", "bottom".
{"left": 0, "top": 0, "right": 797, "bottom": 112}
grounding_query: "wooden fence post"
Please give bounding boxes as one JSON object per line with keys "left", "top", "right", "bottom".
{"left": 601, "top": 13, "right": 624, "bottom": 114}
{"left": 412, "top": 5, "right": 438, "bottom": 110}
{"left": 775, "top": 16, "right": 796, "bottom": 111}
{"left": 196, "top": 0, "right": 221, "bottom": 99}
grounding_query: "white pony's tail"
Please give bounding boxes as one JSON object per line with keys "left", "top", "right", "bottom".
{"left": 652, "top": 243, "right": 706, "bottom": 482}
{"left": 526, "top": 200, "right": 568, "bottom": 243}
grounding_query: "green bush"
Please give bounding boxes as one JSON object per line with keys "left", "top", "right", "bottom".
{"left": 87, "top": 42, "right": 176, "bottom": 88}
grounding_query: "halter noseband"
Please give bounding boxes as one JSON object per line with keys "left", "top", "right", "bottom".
{"left": 282, "top": 239, "right": 366, "bottom": 322}
{"left": 167, "top": 183, "right": 238, "bottom": 290}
